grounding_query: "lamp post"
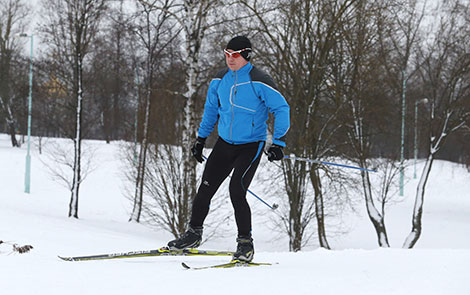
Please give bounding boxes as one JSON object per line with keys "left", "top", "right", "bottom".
{"left": 20, "top": 33, "right": 33, "bottom": 194}
{"left": 414, "top": 98, "right": 428, "bottom": 179}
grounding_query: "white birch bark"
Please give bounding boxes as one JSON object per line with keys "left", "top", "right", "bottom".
{"left": 403, "top": 111, "right": 466, "bottom": 248}
{"left": 69, "top": 56, "right": 83, "bottom": 218}
{"left": 402, "top": 153, "right": 433, "bottom": 248}
{"left": 131, "top": 0, "right": 226, "bottom": 234}
{"left": 350, "top": 100, "right": 390, "bottom": 247}
{"left": 402, "top": 2, "right": 469, "bottom": 246}
{"left": 179, "top": 0, "right": 216, "bottom": 233}
{"left": 41, "top": 0, "right": 106, "bottom": 218}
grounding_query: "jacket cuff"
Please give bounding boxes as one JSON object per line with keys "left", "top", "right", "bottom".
{"left": 272, "top": 139, "right": 286, "bottom": 147}
{"left": 196, "top": 136, "right": 207, "bottom": 144}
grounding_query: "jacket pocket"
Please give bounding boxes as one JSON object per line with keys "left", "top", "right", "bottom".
{"left": 231, "top": 109, "right": 256, "bottom": 142}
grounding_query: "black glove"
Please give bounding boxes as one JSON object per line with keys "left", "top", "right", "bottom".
{"left": 191, "top": 137, "right": 206, "bottom": 163}
{"left": 267, "top": 144, "right": 284, "bottom": 162}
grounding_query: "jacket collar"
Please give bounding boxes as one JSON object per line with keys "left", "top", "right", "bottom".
{"left": 228, "top": 62, "right": 252, "bottom": 75}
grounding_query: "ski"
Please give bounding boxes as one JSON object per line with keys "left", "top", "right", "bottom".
{"left": 58, "top": 247, "right": 234, "bottom": 262}
{"left": 181, "top": 259, "right": 275, "bottom": 270}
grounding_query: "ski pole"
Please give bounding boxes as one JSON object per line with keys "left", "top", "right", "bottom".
{"left": 201, "top": 155, "right": 278, "bottom": 210}
{"left": 245, "top": 187, "right": 279, "bottom": 210}
{"left": 284, "top": 155, "right": 377, "bottom": 172}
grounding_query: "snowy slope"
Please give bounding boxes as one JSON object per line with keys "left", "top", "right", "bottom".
{"left": 0, "top": 134, "right": 469, "bottom": 295}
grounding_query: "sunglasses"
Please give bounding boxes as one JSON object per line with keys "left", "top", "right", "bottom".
{"left": 224, "top": 48, "right": 251, "bottom": 58}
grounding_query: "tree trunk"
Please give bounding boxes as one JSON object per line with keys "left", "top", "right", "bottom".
{"left": 362, "top": 169, "right": 390, "bottom": 247}
{"left": 0, "top": 96, "right": 19, "bottom": 147}
{"left": 311, "top": 168, "right": 331, "bottom": 249}
{"left": 69, "top": 137, "right": 81, "bottom": 218}
{"left": 284, "top": 160, "right": 309, "bottom": 252}
{"left": 69, "top": 56, "right": 84, "bottom": 219}
{"left": 178, "top": 0, "right": 211, "bottom": 235}
{"left": 129, "top": 74, "right": 152, "bottom": 223}
{"left": 7, "top": 118, "right": 19, "bottom": 147}
{"left": 180, "top": 75, "right": 197, "bottom": 234}
{"left": 112, "top": 26, "right": 122, "bottom": 141}
{"left": 403, "top": 154, "right": 434, "bottom": 248}
{"left": 289, "top": 219, "right": 302, "bottom": 252}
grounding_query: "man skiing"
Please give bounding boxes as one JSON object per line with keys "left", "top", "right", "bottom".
{"left": 168, "top": 36, "right": 290, "bottom": 262}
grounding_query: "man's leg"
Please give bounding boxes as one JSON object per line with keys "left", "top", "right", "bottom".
{"left": 229, "top": 142, "right": 264, "bottom": 237}
{"left": 168, "top": 139, "right": 235, "bottom": 250}
{"left": 229, "top": 142, "right": 264, "bottom": 261}
{"left": 189, "top": 139, "right": 235, "bottom": 227}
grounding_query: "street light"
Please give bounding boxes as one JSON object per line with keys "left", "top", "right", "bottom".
{"left": 414, "top": 98, "right": 429, "bottom": 179}
{"left": 19, "top": 33, "right": 33, "bottom": 194}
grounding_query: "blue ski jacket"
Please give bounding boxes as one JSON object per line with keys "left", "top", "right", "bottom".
{"left": 198, "top": 63, "right": 290, "bottom": 147}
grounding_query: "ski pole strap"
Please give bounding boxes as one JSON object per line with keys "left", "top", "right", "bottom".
{"left": 284, "top": 155, "right": 377, "bottom": 172}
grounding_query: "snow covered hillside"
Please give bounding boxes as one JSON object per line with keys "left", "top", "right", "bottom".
{"left": 0, "top": 134, "right": 469, "bottom": 295}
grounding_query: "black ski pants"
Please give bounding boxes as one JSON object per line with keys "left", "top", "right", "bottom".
{"left": 190, "top": 137, "right": 265, "bottom": 237}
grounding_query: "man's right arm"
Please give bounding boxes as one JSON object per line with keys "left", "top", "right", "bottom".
{"left": 197, "top": 78, "right": 221, "bottom": 138}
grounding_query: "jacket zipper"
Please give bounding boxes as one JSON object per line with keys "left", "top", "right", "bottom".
{"left": 229, "top": 71, "right": 237, "bottom": 142}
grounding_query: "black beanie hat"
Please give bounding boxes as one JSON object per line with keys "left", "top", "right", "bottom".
{"left": 226, "top": 36, "right": 252, "bottom": 61}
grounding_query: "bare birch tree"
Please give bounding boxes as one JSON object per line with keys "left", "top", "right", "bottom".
{"left": 333, "top": 0, "right": 425, "bottom": 247}
{"left": 128, "top": 0, "right": 176, "bottom": 222}
{"left": 338, "top": 0, "right": 469, "bottom": 248}
{"left": 332, "top": 0, "right": 394, "bottom": 247}
{"left": 178, "top": 0, "right": 224, "bottom": 236}
{"left": 137, "top": 0, "right": 227, "bottom": 236}
{"left": 403, "top": 0, "right": 470, "bottom": 248}
{"left": 41, "top": 0, "right": 107, "bottom": 218}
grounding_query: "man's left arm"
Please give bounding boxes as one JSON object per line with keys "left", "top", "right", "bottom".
{"left": 259, "top": 83, "right": 290, "bottom": 147}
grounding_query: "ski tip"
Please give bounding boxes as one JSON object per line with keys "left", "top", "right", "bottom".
{"left": 58, "top": 256, "right": 73, "bottom": 261}
{"left": 181, "top": 262, "right": 191, "bottom": 269}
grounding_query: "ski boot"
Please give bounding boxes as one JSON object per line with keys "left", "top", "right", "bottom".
{"left": 167, "top": 225, "right": 203, "bottom": 250}
{"left": 232, "top": 236, "right": 254, "bottom": 262}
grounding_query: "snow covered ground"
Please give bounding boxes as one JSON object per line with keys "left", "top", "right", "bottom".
{"left": 1, "top": 134, "right": 469, "bottom": 295}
